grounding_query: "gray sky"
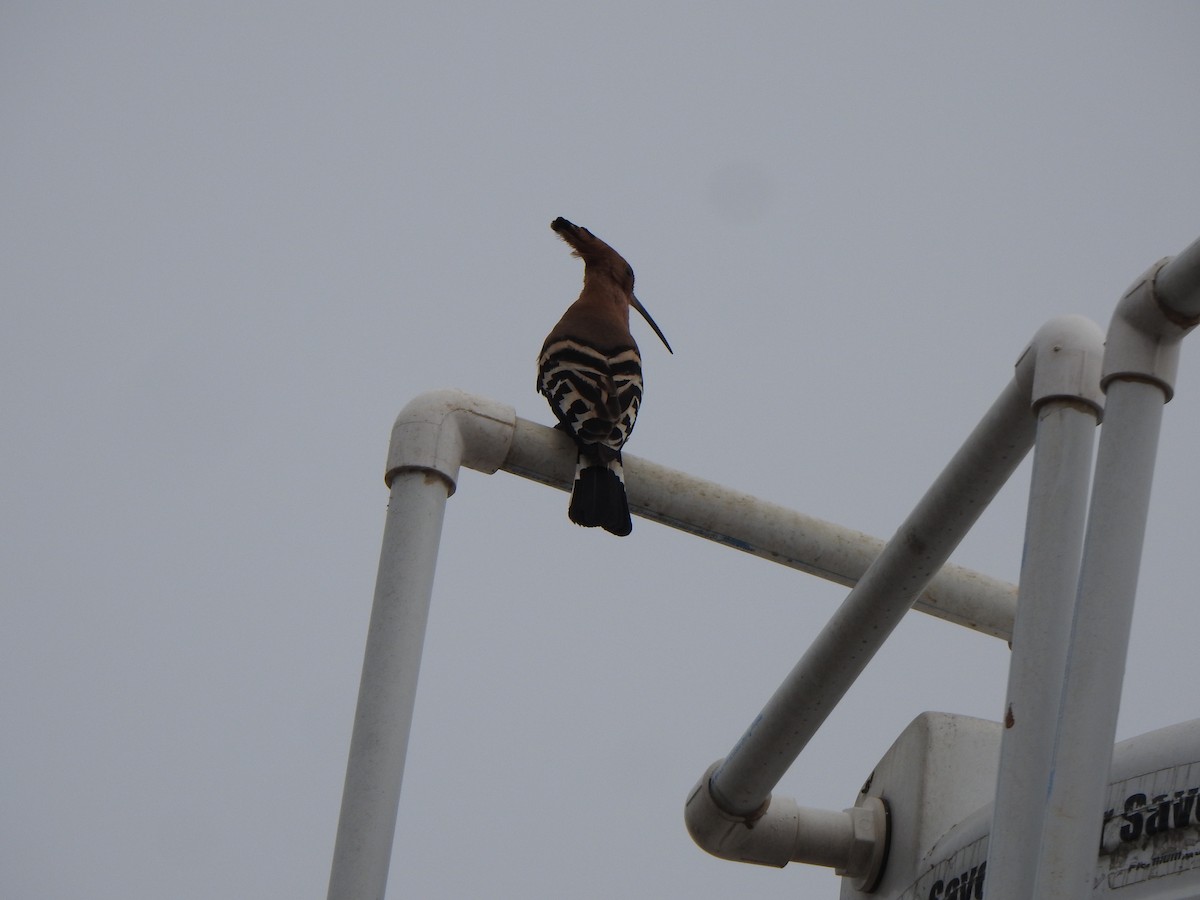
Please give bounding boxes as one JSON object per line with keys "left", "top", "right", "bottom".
{"left": 5, "top": 4, "right": 1200, "bottom": 898}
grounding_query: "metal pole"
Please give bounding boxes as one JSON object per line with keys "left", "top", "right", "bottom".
{"left": 328, "top": 470, "right": 451, "bottom": 900}
{"left": 708, "top": 374, "right": 1036, "bottom": 817}
{"left": 1031, "top": 379, "right": 1166, "bottom": 899}
{"left": 984, "top": 400, "right": 1098, "bottom": 900}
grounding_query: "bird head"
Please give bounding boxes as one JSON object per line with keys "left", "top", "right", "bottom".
{"left": 552, "top": 217, "right": 674, "bottom": 354}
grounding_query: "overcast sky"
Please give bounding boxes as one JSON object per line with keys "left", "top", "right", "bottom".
{"left": 5, "top": 4, "right": 1200, "bottom": 898}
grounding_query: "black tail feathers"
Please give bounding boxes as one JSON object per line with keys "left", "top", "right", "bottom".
{"left": 569, "top": 463, "right": 632, "bottom": 536}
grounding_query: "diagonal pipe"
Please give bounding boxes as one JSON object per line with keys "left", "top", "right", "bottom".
{"left": 686, "top": 316, "right": 1105, "bottom": 887}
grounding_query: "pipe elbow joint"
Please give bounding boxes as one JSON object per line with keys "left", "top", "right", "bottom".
{"left": 1101, "top": 258, "right": 1199, "bottom": 401}
{"left": 684, "top": 761, "right": 800, "bottom": 869}
{"left": 684, "top": 761, "right": 888, "bottom": 891}
{"left": 1013, "top": 315, "right": 1105, "bottom": 417}
{"left": 385, "top": 389, "right": 517, "bottom": 494}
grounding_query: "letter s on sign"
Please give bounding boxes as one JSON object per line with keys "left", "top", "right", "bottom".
{"left": 1121, "top": 793, "right": 1146, "bottom": 842}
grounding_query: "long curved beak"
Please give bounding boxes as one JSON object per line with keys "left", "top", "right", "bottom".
{"left": 631, "top": 295, "right": 674, "bottom": 354}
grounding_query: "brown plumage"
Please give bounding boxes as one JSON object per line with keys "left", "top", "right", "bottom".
{"left": 538, "top": 217, "right": 672, "bottom": 536}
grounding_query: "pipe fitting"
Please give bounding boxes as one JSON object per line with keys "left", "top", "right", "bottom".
{"left": 1101, "top": 258, "right": 1198, "bottom": 400}
{"left": 685, "top": 761, "right": 801, "bottom": 868}
{"left": 385, "top": 389, "right": 517, "bottom": 493}
{"left": 1015, "top": 315, "right": 1105, "bottom": 417}
{"left": 685, "top": 761, "right": 889, "bottom": 889}
{"left": 1153, "top": 237, "right": 1200, "bottom": 321}
{"left": 841, "top": 797, "right": 890, "bottom": 893}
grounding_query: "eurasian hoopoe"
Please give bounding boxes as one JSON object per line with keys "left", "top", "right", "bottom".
{"left": 538, "top": 217, "right": 673, "bottom": 536}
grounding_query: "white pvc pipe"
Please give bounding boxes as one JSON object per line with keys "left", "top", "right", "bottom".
{"left": 684, "top": 758, "right": 889, "bottom": 884}
{"left": 327, "top": 470, "right": 451, "bottom": 900}
{"left": 504, "top": 419, "right": 1018, "bottom": 640}
{"left": 1029, "top": 245, "right": 1199, "bottom": 898}
{"left": 328, "top": 388, "right": 1015, "bottom": 898}
{"left": 708, "top": 372, "right": 1037, "bottom": 818}
{"left": 984, "top": 400, "right": 1099, "bottom": 900}
{"left": 1031, "top": 379, "right": 1166, "bottom": 899}
{"left": 1154, "top": 236, "right": 1200, "bottom": 319}
{"left": 687, "top": 307, "right": 1107, "bottom": 882}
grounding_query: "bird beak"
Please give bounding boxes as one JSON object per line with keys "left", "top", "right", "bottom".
{"left": 631, "top": 295, "right": 674, "bottom": 354}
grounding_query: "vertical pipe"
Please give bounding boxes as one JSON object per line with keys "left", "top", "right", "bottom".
{"left": 709, "top": 375, "right": 1036, "bottom": 817}
{"left": 328, "top": 470, "right": 451, "bottom": 900}
{"left": 1032, "top": 380, "right": 1166, "bottom": 899}
{"left": 984, "top": 401, "right": 1098, "bottom": 900}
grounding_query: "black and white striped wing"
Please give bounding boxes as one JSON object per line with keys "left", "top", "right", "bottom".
{"left": 538, "top": 339, "right": 643, "bottom": 457}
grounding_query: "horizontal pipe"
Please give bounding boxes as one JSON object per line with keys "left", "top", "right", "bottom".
{"left": 503, "top": 418, "right": 1017, "bottom": 640}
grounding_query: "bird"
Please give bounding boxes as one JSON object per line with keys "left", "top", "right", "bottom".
{"left": 538, "top": 216, "right": 673, "bottom": 536}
